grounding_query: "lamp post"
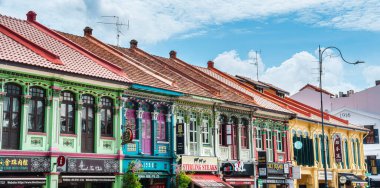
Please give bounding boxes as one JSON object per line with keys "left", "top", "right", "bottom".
{"left": 318, "top": 46, "right": 364, "bottom": 188}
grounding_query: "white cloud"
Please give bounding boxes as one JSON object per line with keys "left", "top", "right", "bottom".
{"left": 214, "top": 49, "right": 360, "bottom": 95}
{"left": 362, "top": 66, "right": 380, "bottom": 86}
{"left": 1, "top": 0, "right": 379, "bottom": 45}
{"left": 213, "top": 50, "right": 264, "bottom": 80}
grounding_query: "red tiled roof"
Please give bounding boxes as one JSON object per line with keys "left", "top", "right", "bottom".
{"left": 0, "top": 13, "right": 130, "bottom": 82}
{"left": 299, "top": 84, "right": 334, "bottom": 96}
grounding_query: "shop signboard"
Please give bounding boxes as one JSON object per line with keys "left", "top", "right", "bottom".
{"left": 220, "top": 161, "right": 254, "bottom": 176}
{"left": 292, "top": 166, "right": 301, "bottom": 179}
{"left": 267, "top": 162, "right": 284, "bottom": 175}
{"left": 66, "top": 158, "right": 119, "bottom": 173}
{"left": 181, "top": 156, "right": 218, "bottom": 172}
{"left": 0, "top": 178, "right": 46, "bottom": 185}
{"left": 176, "top": 123, "right": 185, "bottom": 155}
{"left": 262, "top": 179, "right": 286, "bottom": 184}
{"left": 137, "top": 172, "right": 168, "bottom": 179}
{"left": 123, "top": 159, "right": 170, "bottom": 172}
{"left": 334, "top": 136, "right": 342, "bottom": 163}
{"left": 0, "top": 156, "right": 50, "bottom": 172}
{"left": 318, "top": 171, "right": 333, "bottom": 180}
{"left": 258, "top": 151, "right": 267, "bottom": 178}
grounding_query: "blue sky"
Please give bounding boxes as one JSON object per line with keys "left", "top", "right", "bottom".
{"left": 1, "top": 0, "right": 379, "bottom": 94}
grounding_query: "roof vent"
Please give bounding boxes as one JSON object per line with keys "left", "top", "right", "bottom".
{"left": 207, "top": 60, "right": 214, "bottom": 69}
{"left": 130, "top": 39, "right": 138, "bottom": 48}
{"left": 26, "top": 11, "right": 37, "bottom": 22}
{"left": 169, "top": 50, "right": 177, "bottom": 59}
{"left": 83, "top": 26, "right": 93, "bottom": 36}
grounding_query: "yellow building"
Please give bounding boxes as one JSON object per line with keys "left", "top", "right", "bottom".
{"left": 268, "top": 94, "right": 368, "bottom": 188}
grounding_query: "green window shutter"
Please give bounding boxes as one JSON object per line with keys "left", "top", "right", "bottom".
{"left": 352, "top": 140, "right": 357, "bottom": 165}
{"left": 315, "top": 136, "right": 319, "bottom": 163}
{"left": 320, "top": 135, "right": 325, "bottom": 168}
{"left": 345, "top": 141, "right": 350, "bottom": 169}
{"left": 357, "top": 140, "right": 361, "bottom": 167}
{"left": 326, "top": 137, "right": 330, "bottom": 168}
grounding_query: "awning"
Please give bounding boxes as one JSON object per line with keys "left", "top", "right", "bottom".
{"left": 224, "top": 177, "right": 255, "bottom": 185}
{"left": 339, "top": 173, "right": 367, "bottom": 183}
{"left": 369, "top": 175, "right": 380, "bottom": 181}
{"left": 189, "top": 174, "right": 233, "bottom": 188}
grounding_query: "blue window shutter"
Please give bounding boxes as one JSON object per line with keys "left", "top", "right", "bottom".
{"left": 374, "top": 129, "right": 379, "bottom": 144}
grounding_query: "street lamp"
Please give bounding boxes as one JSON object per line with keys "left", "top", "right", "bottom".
{"left": 318, "top": 46, "right": 364, "bottom": 188}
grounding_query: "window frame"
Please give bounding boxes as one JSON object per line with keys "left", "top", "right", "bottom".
{"left": 28, "top": 87, "right": 46, "bottom": 132}
{"left": 189, "top": 113, "right": 198, "bottom": 155}
{"left": 201, "top": 117, "right": 210, "bottom": 144}
{"left": 60, "top": 91, "right": 76, "bottom": 134}
{"left": 100, "top": 97, "right": 113, "bottom": 137}
{"left": 266, "top": 130, "right": 273, "bottom": 162}
{"left": 241, "top": 125, "right": 248, "bottom": 149}
{"left": 276, "top": 131, "right": 283, "bottom": 152}
{"left": 156, "top": 113, "right": 167, "bottom": 141}
{"left": 256, "top": 128, "right": 263, "bottom": 150}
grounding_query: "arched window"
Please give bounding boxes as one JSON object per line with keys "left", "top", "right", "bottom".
{"left": 352, "top": 138, "right": 357, "bottom": 165}
{"left": 125, "top": 101, "right": 138, "bottom": 139}
{"left": 314, "top": 134, "right": 319, "bottom": 162}
{"left": 81, "top": 94, "right": 95, "bottom": 153}
{"left": 344, "top": 139, "right": 350, "bottom": 169}
{"left": 100, "top": 97, "right": 113, "bottom": 137}
{"left": 60, "top": 91, "right": 75, "bottom": 134}
{"left": 28, "top": 87, "right": 45, "bottom": 132}
{"left": 2, "top": 83, "right": 22, "bottom": 149}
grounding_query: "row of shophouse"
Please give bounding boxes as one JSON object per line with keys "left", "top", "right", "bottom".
{"left": 0, "top": 11, "right": 368, "bottom": 188}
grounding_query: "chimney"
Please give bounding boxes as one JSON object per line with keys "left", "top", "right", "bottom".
{"left": 169, "top": 50, "right": 177, "bottom": 59}
{"left": 83, "top": 27, "right": 93, "bottom": 36}
{"left": 130, "top": 39, "right": 138, "bottom": 49}
{"left": 207, "top": 60, "right": 214, "bottom": 69}
{"left": 376, "top": 80, "right": 380, "bottom": 86}
{"left": 26, "top": 11, "right": 37, "bottom": 22}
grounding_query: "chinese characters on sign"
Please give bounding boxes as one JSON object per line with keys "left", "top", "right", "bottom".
{"left": 0, "top": 156, "right": 50, "bottom": 172}
{"left": 176, "top": 123, "right": 185, "bottom": 155}
{"left": 334, "top": 136, "right": 342, "bottom": 163}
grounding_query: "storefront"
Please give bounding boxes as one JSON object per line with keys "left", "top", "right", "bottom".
{"left": 58, "top": 158, "right": 119, "bottom": 188}
{"left": 338, "top": 173, "right": 367, "bottom": 188}
{"left": 0, "top": 156, "right": 50, "bottom": 188}
{"left": 181, "top": 156, "right": 231, "bottom": 188}
{"left": 258, "top": 162, "right": 290, "bottom": 188}
{"left": 220, "top": 161, "right": 255, "bottom": 187}
{"left": 123, "top": 158, "right": 171, "bottom": 188}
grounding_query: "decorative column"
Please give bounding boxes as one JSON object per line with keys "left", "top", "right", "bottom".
{"left": 248, "top": 122, "right": 254, "bottom": 161}
{"left": 20, "top": 84, "right": 31, "bottom": 150}
{"left": 48, "top": 85, "right": 62, "bottom": 152}
{"left": 94, "top": 99, "right": 101, "bottom": 153}
{"left": 152, "top": 110, "right": 158, "bottom": 155}
{"left": 0, "top": 91, "right": 6, "bottom": 149}
{"left": 75, "top": 94, "right": 83, "bottom": 153}
{"left": 137, "top": 106, "right": 143, "bottom": 154}
{"left": 237, "top": 123, "right": 242, "bottom": 160}
{"left": 273, "top": 130, "right": 278, "bottom": 162}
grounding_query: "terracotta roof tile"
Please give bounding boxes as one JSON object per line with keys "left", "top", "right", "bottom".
{"left": 0, "top": 14, "right": 129, "bottom": 82}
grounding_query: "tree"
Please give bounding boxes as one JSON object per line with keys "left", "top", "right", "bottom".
{"left": 123, "top": 160, "right": 142, "bottom": 188}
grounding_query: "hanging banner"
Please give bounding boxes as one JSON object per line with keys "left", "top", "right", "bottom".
{"left": 176, "top": 123, "right": 185, "bottom": 155}
{"left": 334, "top": 136, "right": 342, "bottom": 163}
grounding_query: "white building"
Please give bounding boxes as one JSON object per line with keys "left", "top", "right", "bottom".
{"left": 291, "top": 81, "right": 380, "bottom": 187}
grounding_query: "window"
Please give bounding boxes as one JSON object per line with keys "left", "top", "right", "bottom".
{"left": 367, "top": 156, "right": 378, "bottom": 175}
{"left": 126, "top": 101, "right": 137, "bottom": 139}
{"left": 357, "top": 139, "right": 361, "bottom": 168}
{"left": 60, "top": 91, "right": 75, "bottom": 134}
{"left": 241, "top": 126, "right": 248, "bottom": 148}
{"left": 28, "top": 87, "right": 45, "bottom": 132}
{"left": 201, "top": 116, "right": 209, "bottom": 144}
{"left": 364, "top": 125, "right": 378, "bottom": 144}
{"left": 2, "top": 83, "right": 21, "bottom": 149}
{"left": 189, "top": 113, "right": 198, "bottom": 155}
{"left": 352, "top": 139, "right": 357, "bottom": 165}
{"left": 314, "top": 134, "right": 319, "bottom": 162}
{"left": 276, "top": 131, "right": 283, "bottom": 151}
{"left": 100, "top": 97, "right": 113, "bottom": 137}
{"left": 157, "top": 113, "right": 166, "bottom": 141}
{"left": 256, "top": 128, "right": 262, "bottom": 150}
{"left": 81, "top": 95, "right": 95, "bottom": 153}
{"left": 345, "top": 139, "right": 350, "bottom": 169}
{"left": 266, "top": 130, "right": 273, "bottom": 162}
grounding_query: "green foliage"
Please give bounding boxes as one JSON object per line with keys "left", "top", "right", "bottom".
{"left": 123, "top": 160, "right": 143, "bottom": 188}
{"left": 176, "top": 171, "right": 191, "bottom": 188}
{"left": 123, "top": 171, "right": 142, "bottom": 188}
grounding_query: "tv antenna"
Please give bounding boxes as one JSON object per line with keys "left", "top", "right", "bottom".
{"left": 98, "top": 16, "right": 129, "bottom": 47}
{"left": 251, "top": 50, "right": 261, "bottom": 81}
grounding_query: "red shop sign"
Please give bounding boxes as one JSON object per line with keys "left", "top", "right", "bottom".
{"left": 334, "top": 136, "right": 342, "bottom": 163}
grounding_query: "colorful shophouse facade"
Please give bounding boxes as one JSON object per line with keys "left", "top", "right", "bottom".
{"left": 0, "top": 11, "right": 129, "bottom": 188}
{"left": 235, "top": 76, "right": 368, "bottom": 188}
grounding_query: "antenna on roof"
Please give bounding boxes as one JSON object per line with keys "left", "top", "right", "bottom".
{"left": 98, "top": 16, "right": 129, "bottom": 47}
{"left": 251, "top": 50, "right": 261, "bottom": 81}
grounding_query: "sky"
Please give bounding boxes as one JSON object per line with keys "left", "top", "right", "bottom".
{"left": 1, "top": 0, "right": 379, "bottom": 95}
